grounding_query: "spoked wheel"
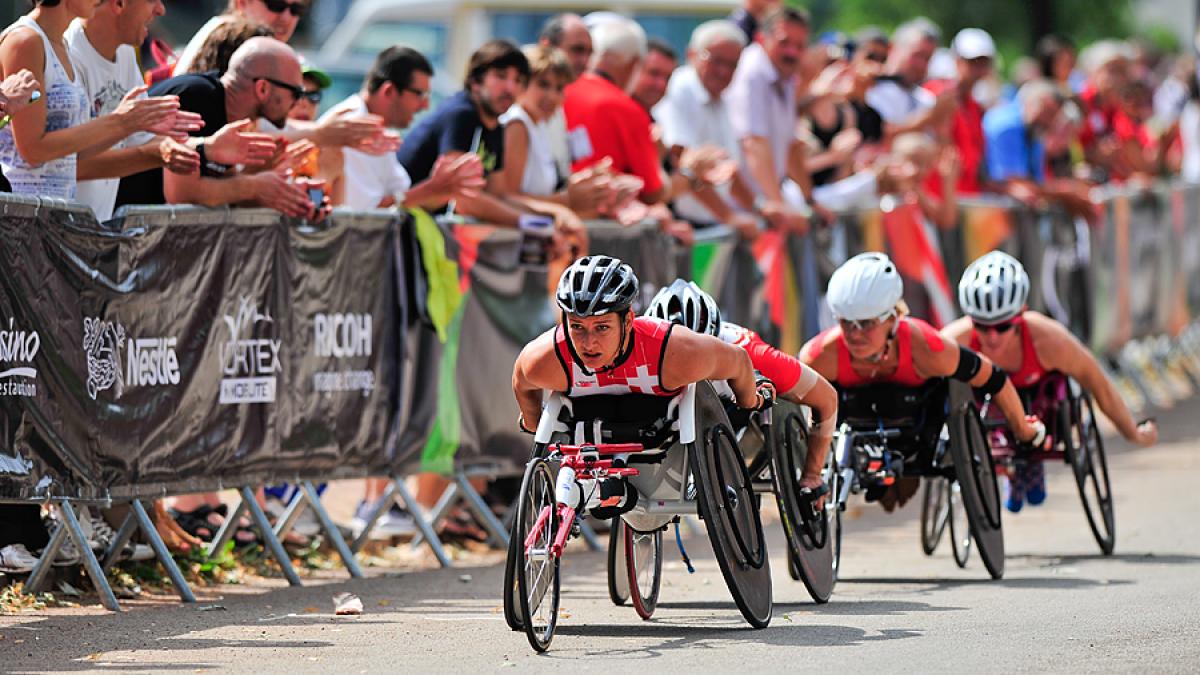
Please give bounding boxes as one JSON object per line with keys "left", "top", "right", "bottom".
{"left": 624, "top": 524, "right": 663, "bottom": 620}
{"left": 919, "top": 477, "right": 950, "bottom": 556}
{"left": 768, "top": 402, "right": 838, "bottom": 603}
{"left": 505, "top": 443, "right": 548, "bottom": 632}
{"left": 514, "top": 458, "right": 560, "bottom": 652}
{"left": 946, "top": 381, "right": 1005, "bottom": 579}
{"left": 607, "top": 517, "right": 630, "bottom": 606}
{"left": 1068, "top": 392, "right": 1115, "bottom": 555}
{"left": 947, "top": 479, "right": 972, "bottom": 568}
{"left": 690, "top": 383, "right": 772, "bottom": 628}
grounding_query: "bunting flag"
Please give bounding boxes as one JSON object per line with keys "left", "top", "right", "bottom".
{"left": 880, "top": 201, "right": 957, "bottom": 327}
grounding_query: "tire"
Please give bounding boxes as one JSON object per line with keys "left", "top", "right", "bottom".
{"left": 505, "top": 443, "right": 548, "bottom": 632}
{"left": 1068, "top": 393, "right": 1116, "bottom": 555}
{"left": 947, "top": 479, "right": 972, "bottom": 568}
{"left": 946, "top": 381, "right": 1005, "bottom": 579}
{"left": 625, "top": 524, "right": 663, "bottom": 620}
{"left": 690, "top": 383, "right": 772, "bottom": 628}
{"left": 607, "top": 517, "right": 630, "bottom": 606}
{"left": 768, "top": 403, "right": 837, "bottom": 603}
{"left": 920, "top": 477, "right": 950, "bottom": 556}
{"left": 514, "top": 458, "right": 560, "bottom": 652}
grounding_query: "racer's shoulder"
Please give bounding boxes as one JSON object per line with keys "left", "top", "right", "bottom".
{"left": 940, "top": 316, "right": 975, "bottom": 345}
{"left": 799, "top": 326, "right": 841, "bottom": 363}
{"left": 518, "top": 327, "right": 560, "bottom": 363}
{"left": 1022, "top": 311, "right": 1081, "bottom": 356}
{"left": 906, "top": 317, "right": 952, "bottom": 354}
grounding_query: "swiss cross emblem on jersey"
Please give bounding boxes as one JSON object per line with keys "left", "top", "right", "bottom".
{"left": 555, "top": 317, "right": 678, "bottom": 398}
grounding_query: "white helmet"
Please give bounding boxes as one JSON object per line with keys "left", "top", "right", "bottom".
{"left": 645, "top": 279, "right": 721, "bottom": 336}
{"left": 826, "top": 252, "right": 904, "bottom": 321}
{"left": 958, "top": 250, "right": 1030, "bottom": 324}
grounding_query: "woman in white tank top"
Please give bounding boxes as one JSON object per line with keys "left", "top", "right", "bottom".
{"left": 0, "top": 0, "right": 183, "bottom": 201}
{"left": 498, "top": 45, "right": 568, "bottom": 198}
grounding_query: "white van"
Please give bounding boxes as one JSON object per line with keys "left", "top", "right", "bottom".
{"left": 313, "top": 0, "right": 737, "bottom": 107}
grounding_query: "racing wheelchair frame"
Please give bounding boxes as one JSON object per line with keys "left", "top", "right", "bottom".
{"left": 501, "top": 382, "right": 772, "bottom": 652}
{"left": 830, "top": 379, "right": 1006, "bottom": 579}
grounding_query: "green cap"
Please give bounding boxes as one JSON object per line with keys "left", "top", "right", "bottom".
{"left": 301, "top": 62, "right": 332, "bottom": 89}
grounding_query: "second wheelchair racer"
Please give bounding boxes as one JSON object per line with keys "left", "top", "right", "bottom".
{"left": 645, "top": 279, "right": 839, "bottom": 504}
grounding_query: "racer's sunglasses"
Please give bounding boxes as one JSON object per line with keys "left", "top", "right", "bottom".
{"left": 977, "top": 319, "right": 1017, "bottom": 334}
{"left": 260, "top": 0, "right": 307, "bottom": 16}
{"left": 838, "top": 312, "right": 894, "bottom": 333}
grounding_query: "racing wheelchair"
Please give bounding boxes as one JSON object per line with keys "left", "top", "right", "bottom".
{"left": 501, "top": 382, "right": 772, "bottom": 652}
{"left": 972, "top": 373, "right": 1114, "bottom": 555}
{"left": 830, "top": 379, "right": 1006, "bottom": 579}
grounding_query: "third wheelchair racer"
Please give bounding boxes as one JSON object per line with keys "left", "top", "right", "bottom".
{"left": 799, "top": 252, "right": 1046, "bottom": 510}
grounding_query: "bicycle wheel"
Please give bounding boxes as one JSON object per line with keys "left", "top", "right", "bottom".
{"left": 1068, "top": 393, "right": 1116, "bottom": 555}
{"left": 947, "top": 479, "right": 972, "bottom": 568}
{"left": 920, "top": 477, "right": 950, "bottom": 556}
{"left": 505, "top": 443, "right": 549, "bottom": 632}
{"left": 515, "top": 458, "right": 560, "bottom": 652}
{"left": 607, "top": 517, "right": 630, "bottom": 606}
{"left": 625, "top": 524, "right": 663, "bottom": 620}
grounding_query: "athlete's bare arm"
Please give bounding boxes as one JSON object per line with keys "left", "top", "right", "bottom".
{"left": 1024, "top": 312, "right": 1157, "bottom": 445}
{"left": 512, "top": 329, "right": 570, "bottom": 432}
{"left": 911, "top": 322, "right": 1040, "bottom": 443}
{"left": 661, "top": 328, "right": 760, "bottom": 407}
{"left": 798, "top": 332, "right": 840, "bottom": 383}
{"left": 941, "top": 316, "right": 974, "bottom": 346}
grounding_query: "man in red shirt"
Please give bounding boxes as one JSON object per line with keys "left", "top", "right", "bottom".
{"left": 564, "top": 17, "right": 721, "bottom": 208}
{"left": 923, "top": 27, "right": 995, "bottom": 199}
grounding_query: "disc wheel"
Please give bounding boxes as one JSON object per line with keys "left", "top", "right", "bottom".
{"left": 1068, "top": 392, "right": 1115, "bottom": 555}
{"left": 607, "top": 517, "right": 630, "bottom": 606}
{"left": 919, "top": 477, "right": 950, "bottom": 556}
{"left": 946, "top": 381, "right": 1005, "bottom": 579}
{"left": 625, "top": 524, "right": 663, "bottom": 620}
{"left": 768, "top": 403, "right": 838, "bottom": 603}
{"left": 514, "top": 458, "right": 560, "bottom": 652}
{"left": 947, "top": 479, "right": 972, "bottom": 568}
{"left": 690, "top": 382, "right": 772, "bottom": 628}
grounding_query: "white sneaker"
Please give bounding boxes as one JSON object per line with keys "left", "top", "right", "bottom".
{"left": 292, "top": 507, "right": 322, "bottom": 537}
{"left": 79, "top": 508, "right": 154, "bottom": 562}
{"left": 0, "top": 544, "right": 40, "bottom": 573}
{"left": 376, "top": 506, "right": 416, "bottom": 537}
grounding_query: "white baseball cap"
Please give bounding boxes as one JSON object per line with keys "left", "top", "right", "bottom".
{"left": 952, "top": 28, "right": 996, "bottom": 60}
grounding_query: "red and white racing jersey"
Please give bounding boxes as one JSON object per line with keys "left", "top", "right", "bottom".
{"left": 719, "top": 322, "right": 804, "bottom": 392}
{"left": 554, "top": 316, "right": 679, "bottom": 397}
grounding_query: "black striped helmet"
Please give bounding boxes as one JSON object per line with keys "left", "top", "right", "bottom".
{"left": 555, "top": 255, "right": 639, "bottom": 317}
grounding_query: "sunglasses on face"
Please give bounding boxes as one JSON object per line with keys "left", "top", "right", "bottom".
{"left": 260, "top": 0, "right": 306, "bottom": 17}
{"left": 977, "top": 320, "right": 1017, "bottom": 334}
{"left": 838, "top": 313, "right": 892, "bottom": 333}
{"left": 258, "top": 77, "right": 304, "bottom": 101}
{"left": 301, "top": 89, "right": 322, "bottom": 104}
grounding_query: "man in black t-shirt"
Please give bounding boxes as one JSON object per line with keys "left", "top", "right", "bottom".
{"left": 116, "top": 37, "right": 315, "bottom": 217}
{"left": 397, "top": 40, "right": 530, "bottom": 226}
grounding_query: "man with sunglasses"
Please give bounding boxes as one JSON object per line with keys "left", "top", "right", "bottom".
{"left": 799, "top": 252, "right": 1046, "bottom": 510}
{"left": 173, "top": 0, "right": 305, "bottom": 76}
{"left": 116, "top": 37, "right": 321, "bottom": 218}
{"left": 943, "top": 251, "right": 1157, "bottom": 511}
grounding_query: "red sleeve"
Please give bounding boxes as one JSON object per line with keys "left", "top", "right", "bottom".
{"left": 744, "top": 332, "right": 803, "bottom": 392}
{"left": 621, "top": 103, "right": 664, "bottom": 197}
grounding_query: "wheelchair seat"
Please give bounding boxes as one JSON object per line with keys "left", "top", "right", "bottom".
{"left": 558, "top": 393, "right": 679, "bottom": 458}
{"left": 838, "top": 379, "right": 949, "bottom": 460}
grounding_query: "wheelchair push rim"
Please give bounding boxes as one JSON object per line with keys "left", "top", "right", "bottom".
{"left": 514, "top": 457, "right": 561, "bottom": 652}
{"left": 769, "top": 403, "right": 838, "bottom": 603}
{"left": 948, "top": 479, "right": 972, "bottom": 568}
{"left": 1069, "top": 393, "right": 1116, "bottom": 555}
{"left": 504, "top": 442, "right": 548, "bottom": 632}
{"left": 919, "top": 476, "right": 951, "bottom": 556}
{"left": 946, "top": 381, "right": 1005, "bottom": 579}
{"left": 607, "top": 517, "right": 631, "bottom": 606}
{"left": 625, "top": 523, "right": 663, "bottom": 619}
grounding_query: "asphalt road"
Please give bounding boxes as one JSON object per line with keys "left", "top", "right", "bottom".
{"left": 3, "top": 402, "right": 1199, "bottom": 673}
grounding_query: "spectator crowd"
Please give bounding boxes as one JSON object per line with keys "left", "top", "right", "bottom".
{"left": 1, "top": 0, "right": 1198, "bottom": 569}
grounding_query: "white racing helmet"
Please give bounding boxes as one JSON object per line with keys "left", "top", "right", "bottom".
{"left": 826, "top": 252, "right": 904, "bottom": 321}
{"left": 958, "top": 250, "right": 1030, "bottom": 324}
{"left": 644, "top": 279, "right": 721, "bottom": 336}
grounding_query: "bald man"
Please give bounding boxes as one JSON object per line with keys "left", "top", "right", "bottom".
{"left": 116, "top": 36, "right": 317, "bottom": 218}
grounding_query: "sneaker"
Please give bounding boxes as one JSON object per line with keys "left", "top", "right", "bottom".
{"left": 1024, "top": 462, "right": 1047, "bottom": 506}
{"left": 349, "top": 500, "right": 374, "bottom": 538}
{"left": 41, "top": 537, "right": 81, "bottom": 567}
{"left": 80, "top": 508, "right": 155, "bottom": 562}
{"left": 291, "top": 507, "right": 322, "bottom": 537}
{"left": 1003, "top": 470, "right": 1025, "bottom": 513}
{"left": 0, "top": 544, "right": 41, "bottom": 573}
{"left": 376, "top": 504, "right": 416, "bottom": 537}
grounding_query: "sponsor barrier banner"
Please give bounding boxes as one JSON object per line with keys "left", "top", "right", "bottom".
{"left": 0, "top": 200, "right": 403, "bottom": 500}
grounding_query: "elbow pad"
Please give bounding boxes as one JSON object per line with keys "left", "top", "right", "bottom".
{"left": 952, "top": 347, "right": 983, "bottom": 383}
{"left": 975, "top": 366, "right": 1009, "bottom": 397}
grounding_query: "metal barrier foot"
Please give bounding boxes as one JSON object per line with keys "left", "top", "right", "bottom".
{"left": 453, "top": 473, "right": 509, "bottom": 549}
{"left": 409, "top": 481, "right": 460, "bottom": 550}
{"left": 24, "top": 514, "right": 68, "bottom": 594}
{"left": 131, "top": 500, "right": 196, "bottom": 603}
{"left": 100, "top": 509, "right": 139, "bottom": 572}
{"left": 300, "top": 482, "right": 363, "bottom": 578}
{"left": 60, "top": 501, "right": 122, "bottom": 611}
{"left": 239, "top": 486, "right": 302, "bottom": 587}
{"left": 393, "top": 477, "right": 451, "bottom": 568}
{"left": 206, "top": 499, "right": 248, "bottom": 559}
{"left": 349, "top": 482, "right": 398, "bottom": 554}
